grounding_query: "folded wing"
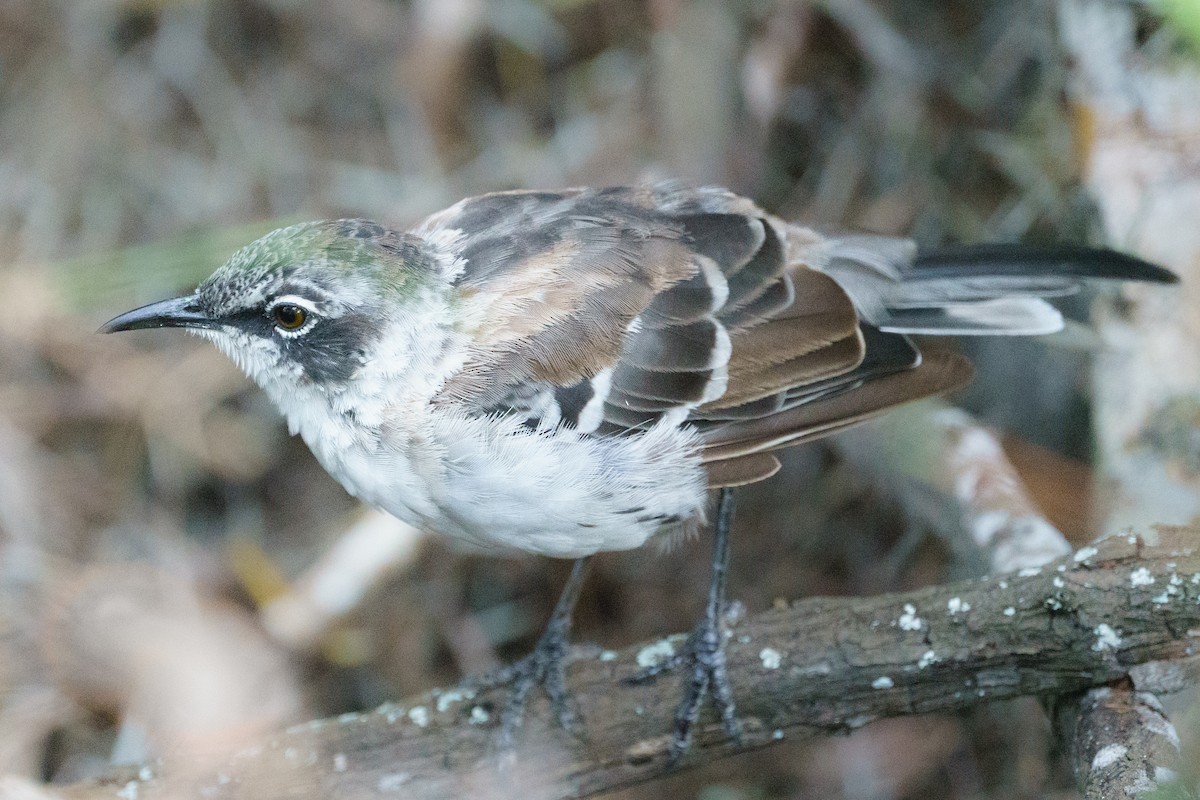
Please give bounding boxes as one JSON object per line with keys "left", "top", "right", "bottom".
{"left": 421, "top": 185, "right": 1173, "bottom": 487}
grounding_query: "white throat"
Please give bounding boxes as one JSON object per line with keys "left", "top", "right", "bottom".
{"left": 261, "top": 292, "right": 471, "bottom": 524}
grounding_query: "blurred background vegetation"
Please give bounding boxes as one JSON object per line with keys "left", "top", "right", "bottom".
{"left": 0, "top": 0, "right": 1197, "bottom": 797}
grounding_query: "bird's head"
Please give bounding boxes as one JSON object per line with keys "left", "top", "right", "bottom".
{"left": 101, "top": 219, "right": 446, "bottom": 397}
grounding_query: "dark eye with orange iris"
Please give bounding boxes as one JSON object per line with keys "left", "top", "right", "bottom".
{"left": 272, "top": 304, "right": 308, "bottom": 331}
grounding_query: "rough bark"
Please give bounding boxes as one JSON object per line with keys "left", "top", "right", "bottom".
{"left": 1055, "top": 682, "right": 1195, "bottom": 800}
{"left": 47, "top": 526, "right": 1200, "bottom": 800}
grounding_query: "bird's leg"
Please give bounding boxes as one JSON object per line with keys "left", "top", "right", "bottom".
{"left": 473, "top": 556, "right": 590, "bottom": 747}
{"left": 630, "top": 487, "right": 742, "bottom": 763}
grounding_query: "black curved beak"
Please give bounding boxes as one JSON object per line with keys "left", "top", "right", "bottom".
{"left": 98, "top": 294, "right": 216, "bottom": 334}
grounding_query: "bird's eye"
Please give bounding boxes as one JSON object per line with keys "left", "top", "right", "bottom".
{"left": 272, "top": 303, "right": 308, "bottom": 331}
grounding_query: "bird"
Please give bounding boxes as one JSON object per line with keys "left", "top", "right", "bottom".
{"left": 100, "top": 183, "right": 1176, "bottom": 761}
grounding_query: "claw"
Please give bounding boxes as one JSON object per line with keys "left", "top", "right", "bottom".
{"left": 627, "top": 605, "right": 743, "bottom": 763}
{"left": 498, "top": 617, "right": 579, "bottom": 745}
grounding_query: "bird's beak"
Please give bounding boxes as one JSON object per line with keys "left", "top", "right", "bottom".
{"left": 98, "top": 294, "right": 216, "bottom": 334}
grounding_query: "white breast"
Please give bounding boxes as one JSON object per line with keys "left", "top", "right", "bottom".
{"left": 294, "top": 404, "right": 708, "bottom": 558}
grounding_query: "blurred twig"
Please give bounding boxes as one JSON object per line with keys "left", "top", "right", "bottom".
{"left": 260, "top": 509, "right": 426, "bottom": 653}
{"left": 836, "top": 401, "right": 1072, "bottom": 576}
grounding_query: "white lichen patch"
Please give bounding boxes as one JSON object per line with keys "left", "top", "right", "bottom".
{"left": 898, "top": 603, "right": 923, "bottom": 631}
{"left": 1017, "top": 567, "right": 1041, "bottom": 578}
{"left": 772, "top": 729, "right": 785, "bottom": 740}
{"left": 1130, "top": 567, "right": 1155, "bottom": 588}
{"left": 636, "top": 638, "right": 677, "bottom": 668}
{"left": 286, "top": 719, "right": 322, "bottom": 736}
{"left": 1073, "top": 545, "right": 1099, "bottom": 563}
{"left": 1156, "top": 766, "right": 1178, "bottom": 784}
{"left": 138, "top": 767, "right": 153, "bottom": 782}
{"left": 998, "top": 580, "right": 1009, "bottom": 589}
{"left": 434, "top": 687, "right": 474, "bottom": 713}
{"left": 1045, "top": 597, "right": 1064, "bottom": 611}
{"left": 1003, "top": 607, "right": 1016, "bottom": 617}
{"left": 469, "top": 705, "right": 490, "bottom": 725}
{"left": 1092, "top": 623, "right": 1122, "bottom": 652}
{"left": 1152, "top": 591, "right": 1171, "bottom": 604}
{"left": 599, "top": 649, "right": 618, "bottom": 662}
{"left": 337, "top": 711, "right": 360, "bottom": 724}
{"left": 1125, "top": 772, "right": 1157, "bottom": 795}
{"left": 377, "top": 773, "right": 412, "bottom": 792}
{"left": 1052, "top": 577, "right": 1065, "bottom": 588}
{"left": 759, "top": 647, "right": 783, "bottom": 670}
{"left": 797, "top": 661, "right": 833, "bottom": 676}
{"left": 333, "top": 753, "right": 347, "bottom": 773}
{"left": 871, "top": 676, "right": 895, "bottom": 689}
{"left": 408, "top": 706, "right": 429, "bottom": 728}
{"left": 1091, "top": 743, "right": 1127, "bottom": 770}
{"left": 947, "top": 597, "right": 970, "bottom": 615}
{"left": 917, "top": 650, "right": 939, "bottom": 669}
{"left": 116, "top": 781, "right": 139, "bottom": 800}
{"left": 1135, "top": 703, "right": 1182, "bottom": 748}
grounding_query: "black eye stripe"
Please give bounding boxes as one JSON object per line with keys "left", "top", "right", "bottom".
{"left": 288, "top": 311, "right": 376, "bottom": 383}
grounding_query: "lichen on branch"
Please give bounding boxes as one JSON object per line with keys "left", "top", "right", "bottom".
{"left": 52, "top": 525, "right": 1200, "bottom": 800}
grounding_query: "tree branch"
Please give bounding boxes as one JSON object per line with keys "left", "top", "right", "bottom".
{"left": 839, "top": 404, "right": 1194, "bottom": 798}
{"left": 1055, "top": 682, "right": 1195, "bottom": 799}
{"left": 53, "top": 527, "right": 1200, "bottom": 800}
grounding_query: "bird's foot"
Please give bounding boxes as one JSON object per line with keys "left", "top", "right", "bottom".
{"left": 629, "top": 603, "right": 743, "bottom": 764}
{"left": 470, "top": 612, "right": 581, "bottom": 749}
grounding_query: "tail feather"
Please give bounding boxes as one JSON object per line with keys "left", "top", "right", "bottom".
{"left": 879, "top": 298, "right": 1063, "bottom": 336}
{"left": 912, "top": 244, "right": 1178, "bottom": 284}
{"left": 820, "top": 239, "right": 1176, "bottom": 336}
{"left": 884, "top": 276, "right": 1079, "bottom": 308}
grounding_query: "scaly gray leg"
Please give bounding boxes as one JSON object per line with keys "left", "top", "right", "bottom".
{"left": 630, "top": 488, "right": 742, "bottom": 763}
{"left": 472, "top": 557, "right": 590, "bottom": 748}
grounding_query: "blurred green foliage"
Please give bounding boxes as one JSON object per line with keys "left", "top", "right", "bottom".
{"left": 51, "top": 217, "right": 296, "bottom": 310}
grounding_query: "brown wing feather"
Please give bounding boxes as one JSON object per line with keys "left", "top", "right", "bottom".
{"left": 700, "top": 351, "right": 975, "bottom": 462}
{"left": 718, "top": 332, "right": 864, "bottom": 408}
{"left": 422, "top": 185, "right": 971, "bottom": 486}
{"left": 706, "top": 453, "right": 782, "bottom": 488}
